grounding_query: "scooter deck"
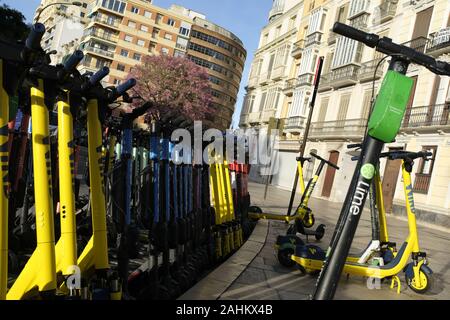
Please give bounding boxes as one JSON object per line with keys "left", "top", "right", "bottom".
{"left": 248, "top": 212, "right": 294, "bottom": 222}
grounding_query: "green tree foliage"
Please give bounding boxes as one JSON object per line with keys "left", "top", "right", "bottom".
{"left": 0, "top": 4, "right": 30, "bottom": 42}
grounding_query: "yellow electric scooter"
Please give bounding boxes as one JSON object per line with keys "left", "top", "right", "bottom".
{"left": 289, "top": 151, "right": 433, "bottom": 294}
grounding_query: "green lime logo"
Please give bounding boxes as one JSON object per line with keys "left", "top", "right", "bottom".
{"left": 361, "top": 164, "right": 375, "bottom": 179}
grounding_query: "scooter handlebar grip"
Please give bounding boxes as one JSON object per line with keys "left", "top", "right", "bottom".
{"left": 131, "top": 101, "right": 153, "bottom": 118}
{"left": 25, "top": 23, "right": 45, "bottom": 51}
{"left": 63, "top": 50, "right": 84, "bottom": 73}
{"left": 116, "top": 78, "right": 136, "bottom": 96}
{"left": 89, "top": 66, "right": 110, "bottom": 86}
{"left": 347, "top": 143, "right": 362, "bottom": 149}
{"left": 332, "top": 22, "right": 379, "bottom": 48}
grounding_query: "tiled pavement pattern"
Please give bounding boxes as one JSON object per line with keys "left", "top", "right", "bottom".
{"left": 182, "top": 182, "right": 450, "bottom": 300}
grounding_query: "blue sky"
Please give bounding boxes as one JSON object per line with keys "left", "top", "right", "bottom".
{"left": 0, "top": 0, "right": 272, "bottom": 128}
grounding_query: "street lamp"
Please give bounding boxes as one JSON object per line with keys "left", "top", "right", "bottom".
{"left": 34, "top": 1, "right": 83, "bottom": 23}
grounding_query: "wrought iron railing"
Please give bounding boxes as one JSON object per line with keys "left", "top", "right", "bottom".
{"left": 402, "top": 104, "right": 450, "bottom": 128}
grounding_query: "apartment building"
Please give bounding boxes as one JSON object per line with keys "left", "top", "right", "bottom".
{"left": 76, "top": 0, "right": 245, "bottom": 130}
{"left": 34, "top": 0, "right": 93, "bottom": 59}
{"left": 241, "top": 0, "right": 450, "bottom": 226}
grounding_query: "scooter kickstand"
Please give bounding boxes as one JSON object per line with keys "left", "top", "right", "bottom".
{"left": 390, "top": 276, "right": 401, "bottom": 294}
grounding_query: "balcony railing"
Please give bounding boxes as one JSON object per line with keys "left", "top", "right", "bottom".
{"left": 259, "top": 72, "right": 270, "bottom": 84}
{"left": 330, "top": 64, "right": 360, "bottom": 88}
{"left": 350, "top": 13, "right": 370, "bottom": 31}
{"left": 298, "top": 73, "right": 314, "bottom": 87}
{"left": 403, "top": 36, "right": 428, "bottom": 53}
{"left": 359, "top": 58, "right": 385, "bottom": 83}
{"left": 248, "top": 112, "right": 261, "bottom": 124}
{"left": 284, "top": 116, "right": 306, "bottom": 132}
{"left": 92, "top": 14, "right": 121, "bottom": 28}
{"left": 318, "top": 72, "right": 332, "bottom": 92}
{"left": 261, "top": 109, "right": 276, "bottom": 123}
{"left": 328, "top": 29, "right": 337, "bottom": 45}
{"left": 427, "top": 27, "right": 450, "bottom": 56}
{"left": 84, "top": 28, "right": 119, "bottom": 43}
{"left": 305, "top": 32, "right": 322, "bottom": 47}
{"left": 247, "top": 75, "right": 259, "bottom": 88}
{"left": 239, "top": 113, "right": 249, "bottom": 125}
{"left": 269, "top": 2, "right": 285, "bottom": 20}
{"left": 374, "top": 0, "right": 398, "bottom": 24}
{"left": 84, "top": 45, "right": 115, "bottom": 58}
{"left": 413, "top": 173, "right": 431, "bottom": 194}
{"left": 283, "top": 78, "right": 299, "bottom": 96}
{"left": 310, "top": 118, "right": 368, "bottom": 140}
{"left": 176, "top": 43, "right": 187, "bottom": 50}
{"left": 271, "top": 66, "right": 286, "bottom": 80}
{"left": 291, "top": 39, "right": 305, "bottom": 58}
{"left": 402, "top": 104, "right": 450, "bottom": 130}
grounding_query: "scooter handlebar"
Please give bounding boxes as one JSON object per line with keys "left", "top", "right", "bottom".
{"left": 89, "top": 66, "right": 110, "bottom": 86}
{"left": 25, "top": 23, "right": 45, "bottom": 51}
{"left": 310, "top": 152, "right": 340, "bottom": 170}
{"left": 116, "top": 78, "right": 137, "bottom": 96}
{"left": 332, "top": 22, "right": 379, "bottom": 48}
{"left": 63, "top": 50, "right": 84, "bottom": 73}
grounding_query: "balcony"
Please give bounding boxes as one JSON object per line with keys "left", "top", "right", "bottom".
{"left": 298, "top": 73, "right": 314, "bottom": 87}
{"left": 271, "top": 66, "right": 286, "bottom": 80}
{"left": 350, "top": 13, "right": 370, "bottom": 31}
{"left": 374, "top": 0, "right": 398, "bottom": 24}
{"left": 248, "top": 112, "right": 261, "bottom": 124}
{"left": 401, "top": 104, "right": 450, "bottom": 133}
{"left": 328, "top": 29, "right": 337, "bottom": 45}
{"left": 269, "top": 2, "right": 284, "bottom": 21}
{"left": 259, "top": 72, "right": 270, "bottom": 85}
{"left": 427, "top": 27, "right": 450, "bottom": 57}
{"left": 403, "top": 36, "right": 428, "bottom": 53}
{"left": 260, "top": 109, "right": 276, "bottom": 123}
{"left": 318, "top": 73, "right": 332, "bottom": 92}
{"left": 84, "top": 45, "right": 115, "bottom": 59}
{"left": 305, "top": 32, "right": 322, "bottom": 47}
{"left": 176, "top": 43, "right": 187, "bottom": 50}
{"left": 91, "top": 14, "right": 121, "bottom": 29}
{"left": 283, "top": 78, "right": 299, "bottom": 96}
{"left": 284, "top": 116, "right": 306, "bottom": 134}
{"left": 247, "top": 75, "right": 259, "bottom": 89}
{"left": 84, "top": 28, "right": 119, "bottom": 43}
{"left": 291, "top": 39, "right": 305, "bottom": 58}
{"left": 239, "top": 113, "right": 249, "bottom": 126}
{"left": 330, "top": 64, "right": 360, "bottom": 89}
{"left": 359, "top": 59, "right": 385, "bottom": 83}
{"left": 310, "top": 118, "right": 368, "bottom": 140}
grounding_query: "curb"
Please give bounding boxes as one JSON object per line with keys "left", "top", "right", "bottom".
{"left": 178, "top": 219, "right": 270, "bottom": 300}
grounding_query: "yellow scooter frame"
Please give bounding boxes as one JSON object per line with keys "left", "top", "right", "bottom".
{"left": 0, "top": 60, "right": 10, "bottom": 300}
{"left": 291, "top": 157, "right": 432, "bottom": 294}
{"left": 7, "top": 80, "right": 57, "bottom": 300}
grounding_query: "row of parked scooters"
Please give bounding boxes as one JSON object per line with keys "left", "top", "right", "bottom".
{"left": 0, "top": 23, "right": 255, "bottom": 300}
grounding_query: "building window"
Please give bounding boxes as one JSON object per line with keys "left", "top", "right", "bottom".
{"left": 156, "top": 13, "right": 163, "bottom": 24}
{"left": 128, "top": 20, "right": 136, "bottom": 28}
{"left": 120, "top": 49, "right": 128, "bottom": 57}
{"left": 117, "top": 64, "right": 126, "bottom": 72}
{"left": 179, "top": 27, "right": 190, "bottom": 36}
{"left": 289, "top": 15, "right": 297, "bottom": 29}
{"left": 164, "top": 33, "right": 173, "bottom": 41}
{"left": 137, "top": 39, "right": 145, "bottom": 47}
{"left": 148, "top": 42, "right": 157, "bottom": 53}
{"left": 101, "top": 0, "right": 126, "bottom": 14}
{"left": 124, "top": 35, "right": 133, "bottom": 42}
{"left": 133, "top": 53, "right": 141, "bottom": 61}
{"left": 161, "top": 47, "right": 169, "bottom": 55}
{"left": 82, "top": 2, "right": 87, "bottom": 8}
{"left": 152, "top": 28, "right": 160, "bottom": 39}
{"left": 140, "top": 25, "right": 149, "bottom": 32}
{"left": 167, "top": 18, "right": 175, "bottom": 26}
{"left": 414, "top": 146, "right": 437, "bottom": 194}
{"left": 144, "top": 10, "right": 151, "bottom": 18}
{"left": 80, "top": 12, "right": 85, "bottom": 18}
{"left": 131, "top": 6, "right": 139, "bottom": 14}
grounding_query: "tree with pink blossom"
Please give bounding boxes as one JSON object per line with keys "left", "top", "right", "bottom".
{"left": 128, "top": 54, "right": 213, "bottom": 123}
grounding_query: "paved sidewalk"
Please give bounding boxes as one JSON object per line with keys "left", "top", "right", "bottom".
{"left": 182, "top": 182, "right": 450, "bottom": 300}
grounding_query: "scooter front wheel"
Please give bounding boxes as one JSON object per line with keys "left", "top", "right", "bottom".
{"left": 277, "top": 248, "right": 295, "bottom": 268}
{"left": 405, "top": 268, "right": 433, "bottom": 294}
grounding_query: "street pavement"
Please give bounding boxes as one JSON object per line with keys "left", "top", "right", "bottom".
{"left": 182, "top": 182, "right": 450, "bottom": 300}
